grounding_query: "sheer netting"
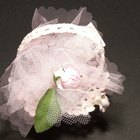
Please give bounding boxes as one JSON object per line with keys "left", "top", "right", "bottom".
{"left": 0, "top": 7, "right": 125, "bottom": 137}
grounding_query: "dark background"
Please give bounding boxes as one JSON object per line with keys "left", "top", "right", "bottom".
{"left": 0, "top": 0, "right": 140, "bottom": 140}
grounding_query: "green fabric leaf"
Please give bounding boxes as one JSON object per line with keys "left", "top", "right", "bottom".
{"left": 34, "top": 88, "right": 60, "bottom": 133}
{"left": 53, "top": 75, "right": 61, "bottom": 83}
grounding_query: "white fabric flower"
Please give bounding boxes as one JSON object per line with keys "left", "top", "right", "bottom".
{"left": 54, "top": 63, "right": 81, "bottom": 89}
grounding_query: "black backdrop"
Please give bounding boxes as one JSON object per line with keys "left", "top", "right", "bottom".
{"left": 0, "top": 0, "right": 140, "bottom": 140}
